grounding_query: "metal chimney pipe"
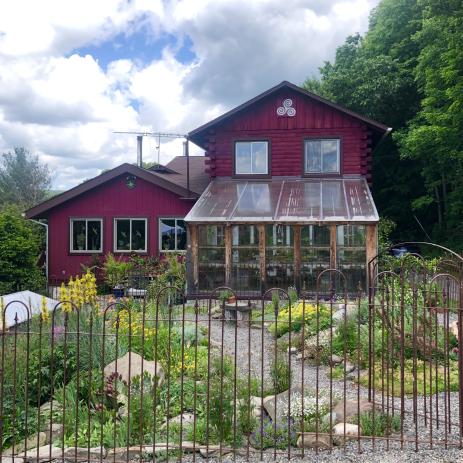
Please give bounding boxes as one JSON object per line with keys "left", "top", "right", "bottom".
{"left": 137, "top": 135, "right": 143, "bottom": 167}
{"left": 184, "top": 139, "right": 190, "bottom": 196}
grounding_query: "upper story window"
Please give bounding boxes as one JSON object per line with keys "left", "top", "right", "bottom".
{"left": 304, "top": 139, "right": 340, "bottom": 174}
{"left": 70, "top": 218, "right": 102, "bottom": 253}
{"left": 114, "top": 218, "right": 147, "bottom": 252}
{"left": 159, "top": 218, "right": 187, "bottom": 252}
{"left": 235, "top": 141, "right": 269, "bottom": 175}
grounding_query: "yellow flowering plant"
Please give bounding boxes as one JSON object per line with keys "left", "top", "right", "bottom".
{"left": 40, "top": 295, "right": 50, "bottom": 322}
{"left": 268, "top": 301, "right": 332, "bottom": 337}
{"left": 59, "top": 270, "right": 98, "bottom": 312}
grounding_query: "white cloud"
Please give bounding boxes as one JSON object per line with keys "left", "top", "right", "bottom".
{"left": 0, "top": 0, "right": 379, "bottom": 190}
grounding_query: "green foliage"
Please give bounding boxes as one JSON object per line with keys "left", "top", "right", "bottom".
{"left": 0, "top": 147, "right": 51, "bottom": 209}
{"left": 268, "top": 302, "right": 332, "bottom": 338}
{"left": 357, "top": 411, "right": 401, "bottom": 437}
{"left": 103, "top": 253, "right": 133, "bottom": 289}
{"left": 0, "top": 206, "right": 45, "bottom": 294}
{"left": 269, "top": 353, "right": 292, "bottom": 394}
{"left": 303, "top": 0, "right": 463, "bottom": 249}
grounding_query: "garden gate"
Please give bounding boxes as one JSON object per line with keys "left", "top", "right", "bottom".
{"left": 0, "top": 243, "right": 462, "bottom": 461}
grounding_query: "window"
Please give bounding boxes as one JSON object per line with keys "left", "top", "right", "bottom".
{"left": 231, "top": 225, "right": 260, "bottom": 292}
{"left": 235, "top": 141, "right": 268, "bottom": 175}
{"left": 198, "top": 225, "right": 225, "bottom": 291}
{"left": 159, "top": 218, "right": 187, "bottom": 252}
{"left": 300, "top": 225, "right": 330, "bottom": 292}
{"left": 114, "top": 218, "right": 147, "bottom": 252}
{"left": 265, "top": 224, "right": 294, "bottom": 289}
{"left": 70, "top": 219, "right": 102, "bottom": 253}
{"left": 337, "top": 225, "right": 366, "bottom": 293}
{"left": 304, "top": 139, "right": 340, "bottom": 174}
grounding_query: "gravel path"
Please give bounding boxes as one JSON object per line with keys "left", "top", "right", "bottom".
{"left": 184, "top": 311, "right": 463, "bottom": 461}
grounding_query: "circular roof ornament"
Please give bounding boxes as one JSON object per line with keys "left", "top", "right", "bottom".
{"left": 277, "top": 98, "right": 296, "bottom": 117}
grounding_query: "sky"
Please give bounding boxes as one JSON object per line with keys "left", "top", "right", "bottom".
{"left": 0, "top": 0, "right": 379, "bottom": 190}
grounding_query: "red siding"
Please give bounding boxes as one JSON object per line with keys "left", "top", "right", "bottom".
{"left": 203, "top": 88, "right": 372, "bottom": 178}
{"left": 47, "top": 175, "right": 193, "bottom": 282}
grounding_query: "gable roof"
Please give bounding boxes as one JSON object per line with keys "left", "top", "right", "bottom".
{"left": 25, "top": 160, "right": 208, "bottom": 219}
{"left": 188, "top": 81, "right": 391, "bottom": 149}
{"left": 164, "top": 156, "right": 210, "bottom": 195}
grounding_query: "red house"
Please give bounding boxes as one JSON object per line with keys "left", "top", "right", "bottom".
{"left": 25, "top": 157, "right": 209, "bottom": 283}
{"left": 26, "top": 81, "right": 390, "bottom": 294}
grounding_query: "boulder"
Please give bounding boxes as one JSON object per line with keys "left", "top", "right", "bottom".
{"left": 62, "top": 447, "right": 106, "bottom": 459}
{"left": 332, "top": 423, "right": 361, "bottom": 445}
{"left": 161, "top": 413, "right": 195, "bottom": 430}
{"left": 263, "top": 385, "right": 311, "bottom": 424}
{"left": 329, "top": 354, "right": 343, "bottom": 365}
{"left": 3, "top": 432, "right": 47, "bottom": 455}
{"left": 297, "top": 433, "right": 332, "bottom": 449}
{"left": 16, "top": 445, "right": 62, "bottom": 462}
{"left": 104, "top": 351, "right": 164, "bottom": 387}
{"left": 332, "top": 399, "right": 376, "bottom": 424}
{"left": 237, "top": 396, "right": 263, "bottom": 418}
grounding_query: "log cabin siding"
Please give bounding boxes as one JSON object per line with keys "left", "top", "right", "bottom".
{"left": 203, "top": 88, "right": 372, "bottom": 179}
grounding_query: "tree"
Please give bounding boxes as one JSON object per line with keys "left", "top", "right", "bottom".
{"left": 0, "top": 206, "right": 45, "bottom": 295}
{"left": 395, "top": 0, "right": 463, "bottom": 245}
{"left": 0, "top": 147, "right": 51, "bottom": 209}
{"left": 302, "top": 0, "right": 463, "bottom": 249}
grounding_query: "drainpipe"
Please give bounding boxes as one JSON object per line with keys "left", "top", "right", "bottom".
{"left": 27, "top": 217, "right": 48, "bottom": 283}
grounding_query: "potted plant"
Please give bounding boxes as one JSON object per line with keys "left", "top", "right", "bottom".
{"left": 103, "top": 253, "right": 132, "bottom": 298}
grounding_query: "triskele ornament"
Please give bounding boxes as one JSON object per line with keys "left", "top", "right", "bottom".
{"left": 277, "top": 98, "right": 296, "bottom": 117}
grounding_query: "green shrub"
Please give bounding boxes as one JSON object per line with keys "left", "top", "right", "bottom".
{"left": 270, "top": 354, "right": 292, "bottom": 394}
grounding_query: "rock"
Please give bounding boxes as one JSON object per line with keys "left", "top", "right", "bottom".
{"left": 450, "top": 321, "right": 459, "bottom": 339}
{"left": 329, "top": 354, "right": 343, "bottom": 365}
{"left": 199, "top": 445, "right": 228, "bottom": 458}
{"left": 263, "top": 385, "right": 310, "bottom": 424}
{"left": 343, "top": 361, "right": 356, "bottom": 374}
{"left": 104, "top": 351, "right": 164, "bottom": 387}
{"left": 332, "top": 399, "right": 376, "bottom": 424}
{"left": 304, "top": 328, "right": 336, "bottom": 358}
{"left": 332, "top": 423, "right": 361, "bottom": 445}
{"left": 161, "top": 413, "right": 195, "bottom": 430}
{"left": 332, "top": 305, "right": 357, "bottom": 324}
{"left": 297, "top": 433, "right": 332, "bottom": 449}
{"left": 16, "top": 445, "right": 62, "bottom": 462}
{"left": 321, "top": 411, "right": 337, "bottom": 427}
{"left": 237, "top": 396, "right": 263, "bottom": 418}
{"left": 288, "top": 347, "right": 298, "bottom": 354}
{"left": 3, "top": 432, "right": 47, "bottom": 455}
{"left": 62, "top": 447, "right": 106, "bottom": 459}
{"left": 42, "top": 423, "right": 62, "bottom": 441}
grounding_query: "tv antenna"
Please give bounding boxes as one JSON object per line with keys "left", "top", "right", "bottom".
{"left": 113, "top": 131, "right": 187, "bottom": 167}
{"left": 113, "top": 130, "right": 192, "bottom": 196}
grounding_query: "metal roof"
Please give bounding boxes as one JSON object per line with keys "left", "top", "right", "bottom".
{"left": 184, "top": 177, "right": 379, "bottom": 223}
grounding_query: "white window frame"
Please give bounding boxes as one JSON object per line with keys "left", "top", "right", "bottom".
{"left": 235, "top": 141, "right": 269, "bottom": 175}
{"left": 159, "top": 218, "right": 187, "bottom": 253}
{"left": 113, "top": 218, "right": 148, "bottom": 253}
{"left": 69, "top": 218, "right": 103, "bottom": 253}
{"left": 304, "top": 138, "right": 341, "bottom": 174}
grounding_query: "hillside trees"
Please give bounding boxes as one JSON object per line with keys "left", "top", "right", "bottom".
{"left": 304, "top": 0, "right": 463, "bottom": 249}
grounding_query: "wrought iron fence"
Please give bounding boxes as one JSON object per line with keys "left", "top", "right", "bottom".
{"left": 1, "top": 264, "right": 463, "bottom": 461}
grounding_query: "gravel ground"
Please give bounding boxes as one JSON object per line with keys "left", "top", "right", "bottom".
{"left": 182, "top": 310, "right": 463, "bottom": 461}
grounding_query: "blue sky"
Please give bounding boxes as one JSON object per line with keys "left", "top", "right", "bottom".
{"left": 0, "top": 0, "right": 379, "bottom": 189}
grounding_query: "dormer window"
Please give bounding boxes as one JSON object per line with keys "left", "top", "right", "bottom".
{"left": 235, "top": 141, "right": 269, "bottom": 175}
{"left": 304, "top": 139, "right": 340, "bottom": 174}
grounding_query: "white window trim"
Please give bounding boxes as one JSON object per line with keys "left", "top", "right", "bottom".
{"left": 235, "top": 141, "right": 269, "bottom": 175}
{"left": 113, "top": 218, "right": 148, "bottom": 253}
{"left": 69, "top": 218, "right": 103, "bottom": 253}
{"left": 159, "top": 218, "right": 187, "bottom": 253}
{"left": 304, "top": 139, "right": 340, "bottom": 174}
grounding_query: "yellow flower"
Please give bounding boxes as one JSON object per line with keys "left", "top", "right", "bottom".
{"left": 40, "top": 296, "right": 50, "bottom": 322}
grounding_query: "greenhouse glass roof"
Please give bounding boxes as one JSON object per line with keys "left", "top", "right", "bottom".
{"left": 184, "top": 177, "right": 379, "bottom": 223}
